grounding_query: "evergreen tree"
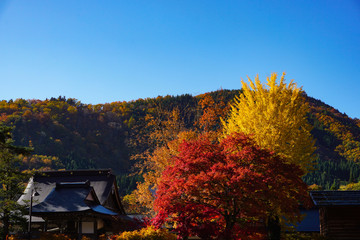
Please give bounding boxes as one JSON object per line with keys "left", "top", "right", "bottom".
{"left": 330, "top": 179, "right": 339, "bottom": 190}
{"left": 0, "top": 125, "right": 32, "bottom": 240}
{"left": 349, "top": 168, "right": 354, "bottom": 183}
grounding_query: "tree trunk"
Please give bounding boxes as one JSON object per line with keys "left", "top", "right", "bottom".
{"left": 2, "top": 210, "right": 10, "bottom": 240}
{"left": 267, "top": 215, "right": 281, "bottom": 240}
{"left": 218, "top": 217, "right": 234, "bottom": 240}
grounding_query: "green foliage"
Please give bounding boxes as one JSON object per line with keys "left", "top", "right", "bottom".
{"left": 0, "top": 124, "right": 32, "bottom": 240}
{"left": 302, "top": 157, "right": 360, "bottom": 189}
{"left": 117, "top": 174, "right": 143, "bottom": 196}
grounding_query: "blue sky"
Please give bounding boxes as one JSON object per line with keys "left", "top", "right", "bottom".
{"left": 0, "top": 1, "right": 359, "bottom": 118}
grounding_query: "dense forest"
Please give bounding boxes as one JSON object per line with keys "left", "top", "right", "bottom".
{"left": 0, "top": 90, "right": 359, "bottom": 194}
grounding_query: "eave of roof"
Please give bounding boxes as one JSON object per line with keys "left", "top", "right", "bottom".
{"left": 310, "top": 190, "right": 360, "bottom": 206}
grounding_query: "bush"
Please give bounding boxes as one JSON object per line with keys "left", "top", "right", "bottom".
{"left": 284, "top": 232, "right": 328, "bottom": 240}
{"left": 9, "top": 233, "right": 72, "bottom": 240}
{"left": 114, "top": 226, "right": 177, "bottom": 240}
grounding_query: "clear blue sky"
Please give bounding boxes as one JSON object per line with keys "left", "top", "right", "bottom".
{"left": 1, "top": 1, "right": 359, "bottom": 118}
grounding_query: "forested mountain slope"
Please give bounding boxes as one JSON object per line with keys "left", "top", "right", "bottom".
{"left": 0, "top": 91, "right": 359, "bottom": 191}
{"left": 304, "top": 96, "right": 360, "bottom": 188}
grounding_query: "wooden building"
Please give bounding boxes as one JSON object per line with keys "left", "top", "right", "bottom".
{"left": 18, "top": 169, "right": 134, "bottom": 239}
{"left": 310, "top": 191, "right": 360, "bottom": 240}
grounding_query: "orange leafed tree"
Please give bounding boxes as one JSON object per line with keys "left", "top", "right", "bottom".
{"left": 196, "top": 93, "right": 229, "bottom": 132}
{"left": 128, "top": 99, "right": 226, "bottom": 215}
{"left": 128, "top": 107, "right": 198, "bottom": 215}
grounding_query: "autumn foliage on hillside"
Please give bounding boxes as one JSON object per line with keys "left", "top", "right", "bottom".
{"left": 153, "top": 133, "right": 310, "bottom": 239}
{"left": 304, "top": 96, "right": 360, "bottom": 188}
{"left": 0, "top": 93, "right": 235, "bottom": 173}
{"left": 0, "top": 88, "right": 359, "bottom": 190}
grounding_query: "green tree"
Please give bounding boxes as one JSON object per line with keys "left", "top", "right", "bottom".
{"left": 330, "top": 179, "right": 339, "bottom": 190}
{"left": 222, "top": 73, "right": 316, "bottom": 173}
{"left": 0, "top": 125, "right": 32, "bottom": 240}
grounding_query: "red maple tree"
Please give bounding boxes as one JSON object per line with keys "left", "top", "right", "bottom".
{"left": 153, "top": 133, "right": 310, "bottom": 240}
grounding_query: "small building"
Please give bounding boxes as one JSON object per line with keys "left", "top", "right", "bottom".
{"left": 18, "top": 169, "right": 134, "bottom": 239}
{"left": 310, "top": 190, "right": 360, "bottom": 240}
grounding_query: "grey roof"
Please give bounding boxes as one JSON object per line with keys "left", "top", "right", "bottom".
{"left": 19, "top": 169, "right": 114, "bottom": 205}
{"left": 33, "top": 183, "right": 93, "bottom": 212}
{"left": 18, "top": 169, "right": 123, "bottom": 215}
{"left": 31, "top": 182, "right": 117, "bottom": 215}
{"left": 310, "top": 191, "right": 360, "bottom": 206}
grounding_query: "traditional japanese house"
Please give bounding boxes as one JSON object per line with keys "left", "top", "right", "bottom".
{"left": 18, "top": 169, "right": 134, "bottom": 239}
{"left": 310, "top": 190, "right": 360, "bottom": 240}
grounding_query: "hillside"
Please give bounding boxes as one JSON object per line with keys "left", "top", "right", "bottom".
{"left": 0, "top": 90, "right": 359, "bottom": 192}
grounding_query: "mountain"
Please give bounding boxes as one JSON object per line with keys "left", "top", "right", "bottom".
{"left": 304, "top": 95, "right": 360, "bottom": 189}
{"left": 0, "top": 91, "right": 359, "bottom": 192}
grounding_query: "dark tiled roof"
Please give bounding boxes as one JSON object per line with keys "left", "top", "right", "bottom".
{"left": 31, "top": 182, "right": 117, "bottom": 215}
{"left": 19, "top": 169, "right": 114, "bottom": 205}
{"left": 18, "top": 169, "right": 124, "bottom": 215}
{"left": 310, "top": 191, "right": 360, "bottom": 206}
{"left": 34, "top": 184, "right": 90, "bottom": 212}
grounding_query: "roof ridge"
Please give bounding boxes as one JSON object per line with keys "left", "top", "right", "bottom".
{"left": 56, "top": 180, "right": 91, "bottom": 188}
{"left": 35, "top": 169, "right": 113, "bottom": 177}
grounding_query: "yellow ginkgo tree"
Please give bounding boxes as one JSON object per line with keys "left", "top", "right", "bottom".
{"left": 222, "top": 72, "right": 316, "bottom": 173}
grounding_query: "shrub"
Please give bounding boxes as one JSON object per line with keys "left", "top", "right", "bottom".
{"left": 115, "top": 226, "right": 177, "bottom": 240}
{"left": 284, "top": 232, "right": 328, "bottom": 240}
{"left": 9, "top": 233, "right": 72, "bottom": 240}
